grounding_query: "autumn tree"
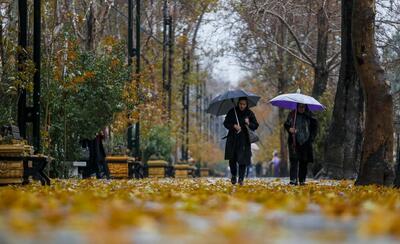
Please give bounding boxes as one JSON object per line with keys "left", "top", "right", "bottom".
{"left": 322, "top": 0, "right": 364, "bottom": 180}
{"left": 353, "top": 0, "right": 394, "bottom": 186}
{"left": 227, "top": 0, "right": 341, "bottom": 175}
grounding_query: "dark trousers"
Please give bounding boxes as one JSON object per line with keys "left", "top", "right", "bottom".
{"left": 289, "top": 144, "right": 309, "bottom": 183}
{"left": 229, "top": 159, "right": 246, "bottom": 180}
{"left": 289, "top": 158, "right": 308, "bottom": 183}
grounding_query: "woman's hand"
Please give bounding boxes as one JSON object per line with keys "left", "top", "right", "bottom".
{"left": 244, "top": 118, "right": 249, "bottom": 125}
{"left": 234, "top": 124, "right": 241, "bottom": 132}
{"left": 289, "top": 128, "right": 297, "bottom": 133}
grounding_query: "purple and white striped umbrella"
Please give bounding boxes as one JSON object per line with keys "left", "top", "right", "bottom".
{"left": 269, "top": 93, "right": 325, "bottom": 111}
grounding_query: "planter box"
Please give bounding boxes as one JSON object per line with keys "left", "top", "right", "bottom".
{"left": 174, "top": 164, "right": 191, "bottom": 178}
{"left": 106, "top": 156, "right": 134, "bottom": 179}
{"left": 147, "top": 160, "right": 168, "bottom": 178}
{"left": 0, "top": 144, "right": 30, "bottom": 185}
{"left": 0, "top": 160, "right": 24, "bottom": 184}
{"left": 200, "top": 168, "right": 209, "bottom": 177}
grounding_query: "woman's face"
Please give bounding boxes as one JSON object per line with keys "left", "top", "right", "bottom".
{"left": 298, "top": 104, "right": 306, "bottom": 113}
{"left": 238, "top": 100, "right": 247, "bottom": 111}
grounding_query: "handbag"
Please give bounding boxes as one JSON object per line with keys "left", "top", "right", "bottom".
{"left": 246, "top": 125, "right": 259, "bottom": 143}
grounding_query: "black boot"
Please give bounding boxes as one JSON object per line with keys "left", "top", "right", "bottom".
{"left": 231, "top": 176, "right": 237, "bottom": 185}
{"left": 238, "top": 177, "right": 244, "bottom": 186}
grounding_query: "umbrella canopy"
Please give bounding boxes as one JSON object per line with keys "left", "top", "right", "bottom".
{"left": 207, "top": 89, "right": 261, "bottom": 116}
{"left": 269, "top": 93, "right": 325, "bottom": 111}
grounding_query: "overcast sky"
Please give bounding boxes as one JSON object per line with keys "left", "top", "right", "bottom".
{"left": 197, "top": 9, "right": 248, "bottom": 87}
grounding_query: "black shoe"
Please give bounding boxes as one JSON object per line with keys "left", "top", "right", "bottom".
{"left": 299, "top": 182, "right": 305, "bottom": 186}
{"left": 289, "top": 181, "right": 298, "bottom": 186}
{"left": 238, "top": 178, "right": 244, "bottom": 186}
{"left": 231, "top": 176, "right": 237, "bottom": 185}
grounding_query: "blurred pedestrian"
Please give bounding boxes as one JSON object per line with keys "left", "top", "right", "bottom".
{"left": 271, "top": 150, "right": 280, "bottom": 177}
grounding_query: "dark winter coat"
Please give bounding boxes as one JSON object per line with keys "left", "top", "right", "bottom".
{"left": 81, "top": 134, "right": 108, "bottom": 178}
{"left": 284, "top": 110, "right": 318, "bottom": 163}
{"left": 223, "top": 107, "right": 259, "bottom": 165}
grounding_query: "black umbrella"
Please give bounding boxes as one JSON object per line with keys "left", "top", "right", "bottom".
{"left": 206, "top": 89, "right": 260, "bottom": 124}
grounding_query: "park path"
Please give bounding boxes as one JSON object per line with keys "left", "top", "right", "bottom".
{"left": 0, "top": 178, "right": 399, "bottom": 243}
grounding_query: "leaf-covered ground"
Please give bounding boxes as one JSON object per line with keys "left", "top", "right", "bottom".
{"left": 0, "top": 178, "right": 400, "bottom": 243}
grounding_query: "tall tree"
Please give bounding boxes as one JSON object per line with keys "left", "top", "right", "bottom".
{"left": 250, "top": 0, "right": 341, "bottom": 100}
{"left": 353, "top": 0, "right": 394, "bottom": 186}
{"left": 322, "top": 0, "right": 364, "bottom": 179}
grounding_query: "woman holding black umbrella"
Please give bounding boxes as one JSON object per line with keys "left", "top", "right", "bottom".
{"left": 223, "top": 97, "right": 259, "bottom": 186}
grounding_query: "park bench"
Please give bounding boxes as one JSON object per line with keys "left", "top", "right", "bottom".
{"left": 0, "top": 125, "right": 51, "bottom": 186}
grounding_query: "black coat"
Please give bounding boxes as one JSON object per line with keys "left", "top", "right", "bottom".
{"left": 223, "top": 107, "right": 259, "bottom": 165}
{"left": 284, "top": 111, "right": 318, "bottom": 163}
{"left": 81, "top": 135, "right": 108, "bottom": 178}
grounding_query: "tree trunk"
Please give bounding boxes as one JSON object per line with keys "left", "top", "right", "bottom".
{"left": 0, "top": 15, "right": 5, "bottom": 83}
{"left": 353, "top": 0, "right": 394, "bottom": 186}
{"left": 86, "top": 3, "right": 95, "bottom": 51}
{"left": 279, "top": 109, "right": 288, "bottom": 176}
{"left": 394, "top": 132, "right": 400, "bottom": 187}
{"left": 181, "top": 42, "right": 188, "bottom": 161}
{"left": 323, "top": 0, "right": 363, "bottom": 179}
{"left": 276, "top": 21, "right": 288, "bottom": 177}
{"left": 312, "top": 6, "right": 329, "bottom": 99}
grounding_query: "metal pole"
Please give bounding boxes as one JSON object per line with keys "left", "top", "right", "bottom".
{"left": 17, "top": 0, "right": 27, "bottom": 138}
{"left": 201, "top": 80, "right": 206, "bottom": 136}
{"left": 162, "top": 0, "right": 168, "bottom": 109}
{"left": 208, "top": 95, "right": 212, "bottom": 142}
{"left": 134, "top": 0, "right": 141, "bottom": 159}
{"left": 33, "top": 0, "right": 41, "bottom": 152}
{"left": 185, "top": 68, "right": 189, "bottom": 160}
{"left": 167, "top": 9, "right": 174, "bottom": 120}
{"left": 181, "top": 47, "right": 186, "bottom": 161}
{"left": 397, "top": 133, "right": 400, "bottom": 166}
{"left": 127, "top": 0, "right": 133, "bottom": 152}
{"left": 128, "top": 0, "right": 133, "bottom": 66}
{"left": 196, "top": 62, "right": 200, "bottom": 128}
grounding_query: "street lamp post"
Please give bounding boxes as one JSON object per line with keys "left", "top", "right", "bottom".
{"left": 17, "top": 0, "right": 27, "bottom": 138}
{"left": 167, "top": 5, "right": 174, "bottom": 120}
{"left": 17, "top": 0, "right": 41, "bottom": 152}
{"left": 32, "top": 0, "right": 41, "bottom": 152}
{"left": 127, "top": 0, "right": 134, "bottom": 152}
{"left": 162, "top": 0, "right": 168, "bottom": 111}
{"left": 134, "top": 0, "right": 141, "bottom": 160}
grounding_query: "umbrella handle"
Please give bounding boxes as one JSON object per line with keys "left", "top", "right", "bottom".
{"left": 292, "top": 109, "right": 297, "bottom": 149}
{"left": 231, "top": 99, "right": 240, "bottom": 124}
{"left": 232, "top": 99, "right": 241, "bottom": 134}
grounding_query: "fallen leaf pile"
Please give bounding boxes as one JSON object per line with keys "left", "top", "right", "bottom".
{"left": 0, "top": 178, "right": 399, "bottom": 243}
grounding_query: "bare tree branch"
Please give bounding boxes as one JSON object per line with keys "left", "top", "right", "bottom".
{"left": 256, "top": 8, "right": 316, "bottom": 66}
{"left": 327, "top": 51, "right": 340, "bottom": 68}
{"left": 265, "top": 39, "right": 313, "bottom": 66}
